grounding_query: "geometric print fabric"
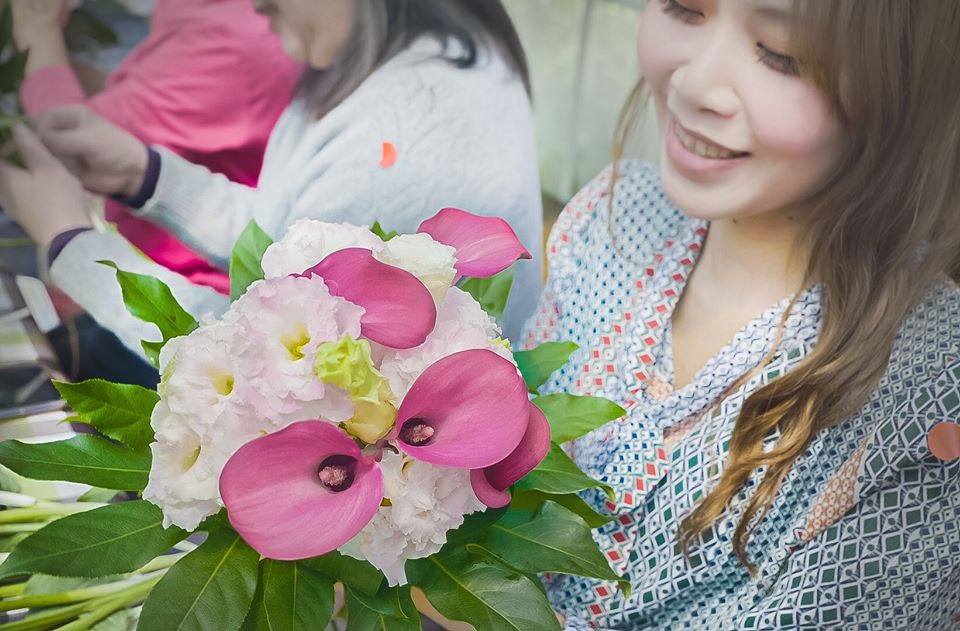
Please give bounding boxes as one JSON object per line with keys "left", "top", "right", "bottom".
{"left": 523, "top": 162, "right": 960, "bottom": 630}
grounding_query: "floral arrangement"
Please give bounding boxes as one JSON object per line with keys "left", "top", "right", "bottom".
{"left": 0, "top": 210, "right": 628, "bottom": 630}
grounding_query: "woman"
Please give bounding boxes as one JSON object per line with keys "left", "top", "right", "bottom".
{"left": 13, "top": 0, "right": 301, "bottom": 291}
{"left": 524, "top": 0, "right": 960, "bottom": 628}
{"left": 1, "top": 0, "right": 542, "bottom": 352}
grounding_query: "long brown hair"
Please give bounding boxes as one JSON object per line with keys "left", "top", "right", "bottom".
{"left": 613, "top": 0, "right": 960, "bottom": 572}
{"left": 297, "top": 0, "right": 530, "bottom": 119}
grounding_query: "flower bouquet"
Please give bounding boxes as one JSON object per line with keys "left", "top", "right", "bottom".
{"left": 0, "top": 209, "right": 628, "bottom": 630}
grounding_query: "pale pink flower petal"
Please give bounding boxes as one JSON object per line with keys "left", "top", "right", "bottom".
{"left": 220, "top": 421, "right": 384, "bottom": 560}
{"left": 417, "top": 208, "right": 531, "bottom": 278}
{"left": 302, "top": 248, "right": 436, "bottom": 350}
{"left": 394, "top": 349, "right": 528, "bottom": 469}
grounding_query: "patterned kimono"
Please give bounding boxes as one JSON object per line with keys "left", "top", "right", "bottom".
{"left": 523, "top": 162, "right": 960, "bottom": 630}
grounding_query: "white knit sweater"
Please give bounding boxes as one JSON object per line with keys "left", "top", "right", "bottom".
{"left": 51, "top": 37, "right": 543, "bottom": 355}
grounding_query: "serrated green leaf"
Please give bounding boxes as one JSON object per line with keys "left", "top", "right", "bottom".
{"left": 301, "top": 551, "right": 383, "bottom": 597}
{"left": 474, "top": 502, "right": 629, "bottom": 595}
{"left": 408, "top": 546, "right": 560, "bottom": 631}
{"left": 459, "top": 268, "right": 514, "bottom": 320}
{"left": 53, "top": 379, "right": 158, "bottom": 450}
{"left": 0, "top": 435, "right": 150, "bottom": 490}
{"left": 241, "top": 559, "right": 334, "bottom": 631}
{"left": 515, "top": 443, "right": 614, "bottom": 501}
{"left": 229, "top": 221, "right": 274, "bottom": 302}
{"left": 23, "top": 573, "right": 126, "bottom": 596}
{"left": 0, "top": 501, "right": 186, "bottom": 579}
{"left": 444, "top": 506, "right": 508, "bottom": 546}
{"left": 370, "top": 221, "right": 399, "bottom": 242}
{"left": 91, "top": 608, "right": 138, "bottom": 631}
{"left": 510, "top": 490, "right": 612, "bottom": 529}
{"left": 514, "top": 342, "right": 578, "bottom": 393}
{"left": 0, "top": 4, "right": 13, "bottom": 53}
{"left": 533, "top": 394, "right": 625, "bottom": 444}
{"left": 137, "top": 524, "right": 259, "bottom": 631}
{"left": 345, "top": 583, "right": 420, "bottom": 631}
{"left": 98, "top": 260, "right": 198, "bottom": 347}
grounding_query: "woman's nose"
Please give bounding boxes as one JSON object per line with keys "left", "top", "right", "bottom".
{"left": 668, "top": 31, "right": 741, "bottom": 120}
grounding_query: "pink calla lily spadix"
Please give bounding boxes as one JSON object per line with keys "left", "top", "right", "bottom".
{"left": 470, "top": 403, "right": 551, "bottom": 508}
{"left": 301, "top": 248, "right": 436, "bottom": 349}
{"left": 220, "top": 349, "right": 538, "bottom": 560}
{"left": 394, "top": 349, "right": 530, "bottom": 469}
{"left": 219, "top": 421, "right": 384, "bottom": 560}
{"left": 418, "top": 208, "right": 532, "bottom": 279}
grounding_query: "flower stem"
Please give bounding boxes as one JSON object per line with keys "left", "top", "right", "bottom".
{"left": 0, "top": 572, "right": 163, "bottom": 612}
{"left": 0, "top": 523, "right": 44, "bottom": 536}
{"left": 0, "top": 582, "right": 26, "bottom": 599}
{"left": 0, "top": 575, "right": 162, "bottom": 631}
{"left": 0, "top": 502, "right": 105, "bottom": 525}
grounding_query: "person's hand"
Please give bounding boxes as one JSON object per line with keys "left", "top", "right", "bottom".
{"left": 11, "top": 0, "right": 68, "bottom": 47}
{"left": 0, "top": 125, "right": 92, "bottom": 248}
{"left": 35, "top": 105, "right": 149, "bottom": 199}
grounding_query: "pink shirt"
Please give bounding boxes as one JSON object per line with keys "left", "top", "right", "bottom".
{"left": 21, "top": 0, "right": 302, "bottom": 293}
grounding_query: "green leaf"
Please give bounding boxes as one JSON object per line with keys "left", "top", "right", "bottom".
{"left": 0, "top": 50, "right": 28, "bottom": 94}
{"left": 0, "top": 500, "right": 186, "bottom": 579}
{"left": 408, "top": 546, "right": 560, "bottom": 631}
{"left": 515, "top": 443, "right": 615, "bottom": 501}
{"left": 302, "top": 551, "right": 383, "bottom": 597}
{"left": 459, "top": 268, "right": 514, "bottom": 320}
{"left": 229, "top": 220, "right": 274, "bottom": 302}
{"left": 24, "top": 574, "right": 125, "bottom": 596}
{"left": 444, "top": 506, "right": 508, "bottom": 546}
{"left": 77, "top": 487, "right": 120, "bottom": 503}
{"left": 345, "top": 583, "right": 420, "bottom": 631}
{"left": 91, "top": 608, "right": 138, "bottom": 631}
{"left": 53, "top": 379, "right": 158, "bottom": 450}
{"left": 243, "top": 559, "right": 334, "bottom": 631}
{"left": 137, "top": 523, "right": 259, "bottom": 631}
{"left": 510, "top": 490, "right": 612, "bottom": 529}
{"left": 141, "top": 340, "right": 163, "bottom": 368}
{"left": 0, "top": 464, "right": 21, "bottom": 493}
{"left": 472, "top": 502, "right": 629, "bottom": 595}
{"left": 0, "top": 435, "right": 150, "bottom": 490}
{"left": 533, "top": 394, "right": 625, "bottom": 444}
{"left": 514, "top": 342, "right": 578, "bottom": 393}
{"left": 370, "top": 221, "right": 399, "bottom": 242}
{"left": 0, "top": 4, "right": 13, "bottom": 53}
{"left": 98, "top": 260, "right": 198, "bottom": 345}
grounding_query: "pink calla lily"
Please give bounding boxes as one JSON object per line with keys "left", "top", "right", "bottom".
{"left": 470, "top": 403, "right": 551, "bottom": 508}
{"left": 417, "top": 208, "right": 531, "bottom": 279}
{"left": 394, "top": 349, "right": 529, "bottom": 469}
{"left": 220, "top": 421, "right": 383, "bottom": 560}
{"left": 302, "top": 248, "right": 436, "bottom": 349}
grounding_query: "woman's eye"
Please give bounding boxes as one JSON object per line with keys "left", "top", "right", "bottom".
{"left": 756, "top": 43, "right": 800, "bottom": 76}
{"left": 660, "top": 0, "right": 703, "bottom": 25}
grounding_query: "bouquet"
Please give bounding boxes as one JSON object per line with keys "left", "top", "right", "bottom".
{"left": 0, "top": 209, "right": 628, "bottom": 630}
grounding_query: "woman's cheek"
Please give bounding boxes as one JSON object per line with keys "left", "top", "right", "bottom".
{"left": 637, "top": 12, "right": 684, "bottom": 90}
{"left": 744, "top": 77, "right": 839, "bottom": 156}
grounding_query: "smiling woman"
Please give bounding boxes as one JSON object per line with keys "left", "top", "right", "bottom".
{"left": 524, "top": 0, "right": 960, "bottom": 628}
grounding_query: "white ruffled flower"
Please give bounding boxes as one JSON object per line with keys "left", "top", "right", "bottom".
{"left": 341, "top": 450, "right": 485, "bottom": 585}
{"left": 230, "top": 275, "right": 364, "bottom": 424}
{"left": 260, "top": 220, "right": 384, "bottom": 278}
{"left": 378, "top": 287, "right": 514, "bottom": 399}
{"left": 145, "top": 321, "right": 269, "bottom": 530}
{"left": 374, "top": 233, "right": 457, "bottom": 302}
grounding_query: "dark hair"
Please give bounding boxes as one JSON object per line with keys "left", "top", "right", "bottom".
{"left": 297, "top": 0, "right": 530, "bottom": 119}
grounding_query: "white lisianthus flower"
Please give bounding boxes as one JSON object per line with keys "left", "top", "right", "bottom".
{"left": 230, "top": 275, "right": 364, "bottom": 424}
{"left": 340, "top": 450, "right": 485, "bottom": 586}
{"left": 144, "top": 320, "right": 269, "bottom": 530}
{"left": 260, "top": 220, "right": 384, "bottom": 278}
{"left": 374, "top": 233, "right": 457, "bottom": 302}
{"left": 378, "top": 287, "right": 514, "bottom": 399}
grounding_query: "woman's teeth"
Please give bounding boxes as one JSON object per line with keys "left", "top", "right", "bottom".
{"left": 675, "top": 124, "right": 745, "bottom": 160}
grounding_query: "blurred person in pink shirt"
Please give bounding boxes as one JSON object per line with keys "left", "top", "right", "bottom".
{"left": 12, "top": 0, "right": 302, "bottom": 293}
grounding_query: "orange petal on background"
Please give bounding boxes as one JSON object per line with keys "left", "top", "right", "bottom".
{"left": 928, "top": 421, "right": 960, "bottom": 462}
{"left": 380, "top": 142, "right": 397, "bottom": 168}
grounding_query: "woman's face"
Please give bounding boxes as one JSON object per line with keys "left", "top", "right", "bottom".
{"left": 637, "top": 0, "right": 845, "bottom": 222}
{"left": 253, "top": 0, "right": 355, "bottom": 68}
